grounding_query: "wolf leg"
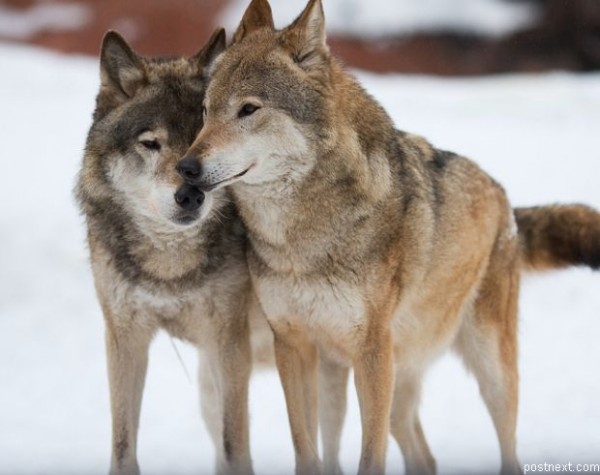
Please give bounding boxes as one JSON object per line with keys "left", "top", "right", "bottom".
{"left": 353, "top": 323, "right": 394, "bottom": 475}
{"left": 389, "top": 369, "right": 436, "bottom": 475}
{"left": 200, "top": 321, "right": 253, "bottom": 475}
{"left": 455, "top": 266, "right": 522, "bottom": 475}
{"left": 105, "top": 320, "right": 153, "bottom": 475}
{"left": 273, "top": 327, "right": 321, "bottom": 475}
{"left": 318, "top": 352, "right": 350, "bottom": 475}
{"left": 199, "top": 354, "right": 224, "bottom": 470}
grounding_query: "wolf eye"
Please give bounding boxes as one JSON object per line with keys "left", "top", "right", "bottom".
{"left": 202, "top": 105, "right": 207, "bottom": 118}
{"left": 238, "top": 103, "right": 260, "bottom": 118}
{"left": 140, "top": 139, "right": 161, "bottom": 151}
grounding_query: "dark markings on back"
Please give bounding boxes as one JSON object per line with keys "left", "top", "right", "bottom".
{"left": 424, "top": 149, "right": 460, "bottom": 214}
{"left": 431, "top": 149, "right": 458, "bottom": 170}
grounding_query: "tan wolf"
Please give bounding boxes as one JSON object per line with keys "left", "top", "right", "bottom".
{"left": 75, "top": 29, "right": 264, "bottom": 475}
{"left": 177, "top": 1, "right": 600, "bottom": 474}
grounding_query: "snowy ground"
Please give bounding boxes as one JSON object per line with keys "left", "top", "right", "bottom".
{"left": 0, "top": 44, "right": 599, "bottom": 475}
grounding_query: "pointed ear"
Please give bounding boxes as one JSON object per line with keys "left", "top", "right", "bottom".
{"left": 282, "top": 0, "right": 328, "bottom": 71}
{"left": 99, "top": 31, "right": 146, "bottom": 100}
{"left": 232, "top": 0, "right": 274, "bottom": 44}
{"left": 190, "top": 27, "right": 227, "bottom": 73}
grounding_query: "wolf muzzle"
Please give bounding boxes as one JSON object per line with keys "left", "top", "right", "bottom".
{"left": 177, "top": 154, "right": 202, "bottom": 184}
{"left": 174, "top": 183, "right": 205, "bottom": 212}
{"left": 177, "top": 154, "right": 220, "bottom": 192}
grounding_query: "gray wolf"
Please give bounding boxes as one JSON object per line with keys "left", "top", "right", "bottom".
{"left": 177, "top": 1, "right": 600, "bottom": 474}
{"left": 75, "top": 29, "right": 260, "bottom": 475}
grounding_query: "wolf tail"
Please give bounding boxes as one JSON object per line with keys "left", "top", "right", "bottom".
{"left": 515, "top": 204, "right": 600, "bottom": 271}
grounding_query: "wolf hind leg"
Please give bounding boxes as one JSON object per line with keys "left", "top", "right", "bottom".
{"left": 318, "top": 352, "right": 350, "bottom": 475}
{"left": 455, "top": 266, "right": 522, "bottom": 475}
{"left": 389, "top": 368, "right": 436, "bottom": 475}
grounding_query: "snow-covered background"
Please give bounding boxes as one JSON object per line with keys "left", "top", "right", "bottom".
{"left": 221, "top": 0, "right": 541, "bottom": 38}
{"left": 1, "top": 41, "right": 599, "bottom": 474}
{"left": 0, "top": 2, "right": 91, "bottom": 40}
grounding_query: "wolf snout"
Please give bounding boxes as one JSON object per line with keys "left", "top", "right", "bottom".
{"left": 177, "top": 154, "right": 202, "bottom": 183}
{"left": 174, "top": 183, "right": 205, "bottom": 212}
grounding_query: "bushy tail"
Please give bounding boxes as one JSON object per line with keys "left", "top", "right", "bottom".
{"left": 515, "top": 204, "right": 600, "bottom": 271}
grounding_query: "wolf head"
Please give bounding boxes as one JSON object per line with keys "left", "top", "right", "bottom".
{"left": 177, "top": 0, "right": 338, "bottom": 192}
{"left": 77, "top": 28, "right": 226, "bottom": 229}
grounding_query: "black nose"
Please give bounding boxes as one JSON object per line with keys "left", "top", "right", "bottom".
{"left": 174, "top": 184, "right": 205, "bottom": 212}
{"left": 177, "top": 155, "right": 201, "bottom": 182}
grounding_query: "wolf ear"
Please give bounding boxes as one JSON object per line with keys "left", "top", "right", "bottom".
{"left": 281, "top": 0, "right": 328, "bottom": 71}
{"left": 232, "top": 0, "right": 274, "bottom": 44}
{"left": 190, "top": 28, "right": 227, "bottom": 73}
{"left": 99, "top": 31, "right": 146, "bottom": 100}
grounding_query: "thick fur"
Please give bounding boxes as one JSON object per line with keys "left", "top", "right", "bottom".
{"left": 76, "top": 29, "right": 262, "bottom": 475}
{"left": 179, "top": 1, "right": 599, "bottom": 475}
{"left": 516, "top": 205, "right": 600, "bottom": 271}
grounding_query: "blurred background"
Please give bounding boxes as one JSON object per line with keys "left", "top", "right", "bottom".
{"left": 1, "top": 1, "right": 599, "bottom": 474}
{"left": 1, "top": 0, "right": 600, "bottom": 75}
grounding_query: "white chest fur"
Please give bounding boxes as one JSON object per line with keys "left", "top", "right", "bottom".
{"left": 107, "top": 274, "right": 199, "bottom": 319}
{"left": 127, "top": 285, "right": 190, "bottom": 319}
{"left": 254, "top": 272, "right": 367, "bottom": 360}
{"left": 97, "top": 263, "right": 215, "bottom": 345}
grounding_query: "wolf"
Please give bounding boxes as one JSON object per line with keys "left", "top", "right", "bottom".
{"left": 176, "top": 1, "right": 600, "bottom": 474}
{"left": 75, "top": 29, "right": 261, "bottom": 475}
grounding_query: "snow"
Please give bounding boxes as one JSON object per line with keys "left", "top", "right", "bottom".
{"left": 0, "top": 3, "right": 91, "bottom": 40}
{"left": 221, "top": 0, "right": 540, "bottom": 39}
{"left": 1, "top": 43, "right": 599, "bottom": 475}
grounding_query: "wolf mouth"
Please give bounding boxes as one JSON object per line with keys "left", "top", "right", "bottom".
{"left": 200, "top": 164, "right": 254, "bottom": 192}
{"left": 173, "top": 212, "right": 201, "bottom": 226}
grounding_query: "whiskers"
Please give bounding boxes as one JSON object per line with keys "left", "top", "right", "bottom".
{"left": 207, "top": 193, "right": 232, "bottom": 227}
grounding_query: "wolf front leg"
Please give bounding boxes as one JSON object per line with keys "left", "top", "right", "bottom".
{"left": 353, "top": 319, "right": 394, "bottom": 475}
{"left": 104, "top": 318, "right": 153, "bottom": 475}
{"left": 273, "top": 325, "right": 321, "bottom": 475}
{"left": 199, "top": 317, "right": 253, "bottom": 475}
{"left": 318, "top": 352, "right": 350, "bottom": 475}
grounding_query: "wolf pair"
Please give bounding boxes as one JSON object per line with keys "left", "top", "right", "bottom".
{"left": 76, "top": 0, "right": 600, "bottom": 474}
